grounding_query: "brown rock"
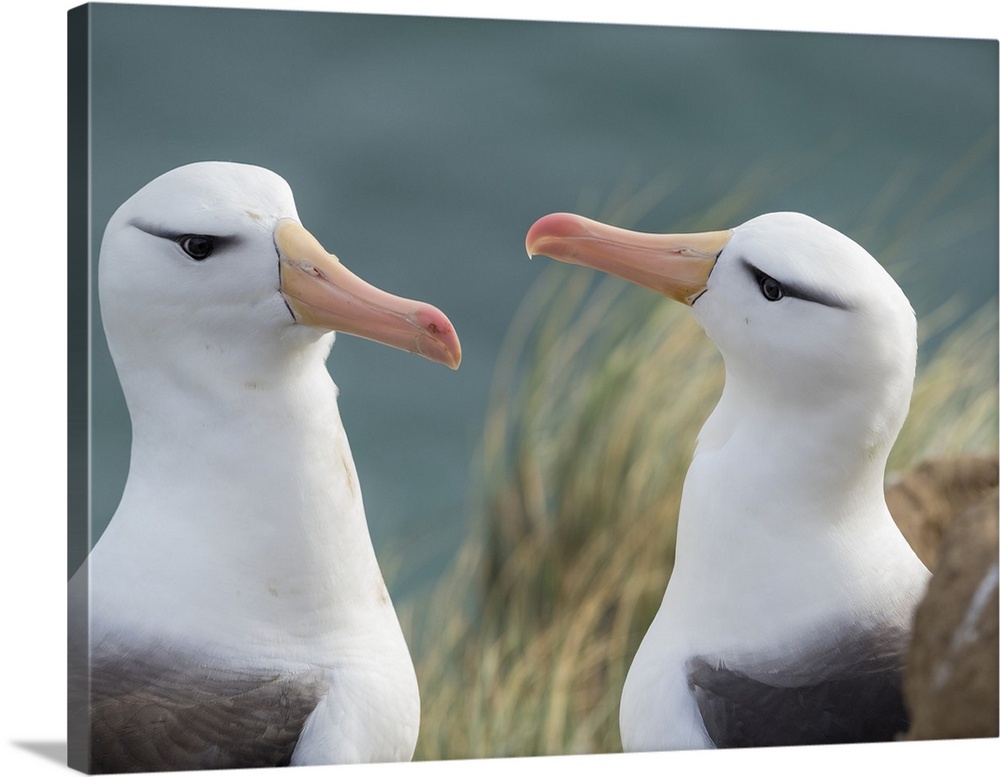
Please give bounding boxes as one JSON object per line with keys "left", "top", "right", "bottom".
{"left": 886, "top": 455, "right": 998, "bottom": 570}
{"left": 903, "top": 487, "right": 999, "bottom": 740}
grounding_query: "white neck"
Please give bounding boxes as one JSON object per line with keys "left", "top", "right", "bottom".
{"left": 89, "top": 338, "right": 394, "bottom": 655}
{"left": 665, "top": 375, "right": 905, "bottom": 630}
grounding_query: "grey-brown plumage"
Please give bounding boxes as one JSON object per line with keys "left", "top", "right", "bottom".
{"left": 84, "top": 647, "right": 325, "bottom": 772}
{"left": 688, "top": 625, "right": 910, "bottom": 748}
{"left": 68, "top": 560, "right": 327, "bottom": 774}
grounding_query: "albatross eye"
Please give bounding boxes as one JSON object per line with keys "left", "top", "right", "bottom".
{"left": 759, "top": 274, "right": 784, "bottom": 301}
{"left": 180, "top": 235, "right": 215, "bottom": 261}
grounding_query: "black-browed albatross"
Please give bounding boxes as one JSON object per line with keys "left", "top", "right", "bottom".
{"left": 69, "top": 161, "right": 461, "bottom": 772}
{"left": 525, "top": 211, "right": 931, "bottom": 750}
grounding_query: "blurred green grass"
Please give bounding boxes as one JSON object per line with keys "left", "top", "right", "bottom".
{"left": 394, "top": 162, "right": 998, "bottom": 760}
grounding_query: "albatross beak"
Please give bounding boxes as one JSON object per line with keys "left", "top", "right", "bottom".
{"left": 276, "top": 219, "right": 462, "bottom": 369}
{"left": 525, "top": 212, "right": 731, "bottom": 305}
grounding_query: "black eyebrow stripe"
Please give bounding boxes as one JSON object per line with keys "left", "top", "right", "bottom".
{"left": 129, "top": 219, "right": 191, "bottom": 241}
{"left": 742, "top": 259, "right": 851, "bottom": 310}
{"left": 129, "top": 219, "right": 239, "bottom": 247}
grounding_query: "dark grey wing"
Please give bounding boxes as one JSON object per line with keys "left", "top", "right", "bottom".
{"left": 75, "top": 639, "right": 326, "bottom": 773}
{"left": 687, "top": 627, "right": 909, "bottom": 748}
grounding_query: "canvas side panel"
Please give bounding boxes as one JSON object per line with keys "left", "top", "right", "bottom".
{"left": 67, "top": 3, "right": 92, "bottom": 773}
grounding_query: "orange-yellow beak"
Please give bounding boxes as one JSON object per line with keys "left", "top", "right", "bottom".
{"left": 525, "top": 212, "right": 731, "bottom": 305}
{"left": 276, "top": 219, "right": 461, "bottom": 369}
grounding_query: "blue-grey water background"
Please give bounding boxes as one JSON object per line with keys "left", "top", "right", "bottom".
{"left": 76, "top": 4, "right": 998, "bottom": 603}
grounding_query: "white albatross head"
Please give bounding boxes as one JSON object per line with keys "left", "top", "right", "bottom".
{"left": 525, "top": 211, "right": 917, "bottom": 463}
{"left": 99, "top": 161, "right": 462, "bottom": 400}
